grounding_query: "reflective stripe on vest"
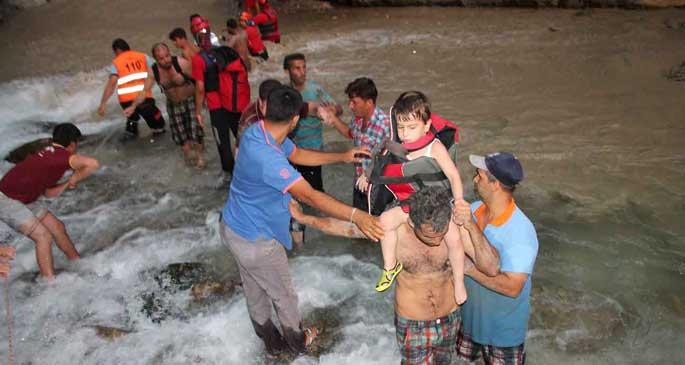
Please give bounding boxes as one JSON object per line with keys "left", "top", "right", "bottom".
{"left": 112, "top": 51, "right": 153, "bottom": 103}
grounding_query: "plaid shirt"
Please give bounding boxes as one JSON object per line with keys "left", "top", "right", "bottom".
{"left": 349, "top": 106, "right": 390, "bottom": 178}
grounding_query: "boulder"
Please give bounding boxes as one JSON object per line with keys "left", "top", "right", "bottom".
{"left": 5, "top": 138, "right": 52, "bottom": 163}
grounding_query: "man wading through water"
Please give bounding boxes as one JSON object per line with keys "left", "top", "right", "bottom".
{"left": 127, "top": 42, "right": 206, "bottom": 168}
{"left": 219, "top": 86, "right": 383, "bottom": 357}
{"left": 290, "top": 187, "right": 500, "bottom": 364}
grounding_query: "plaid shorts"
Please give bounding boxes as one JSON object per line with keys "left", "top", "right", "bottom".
{"left": 455, "top": 320, "right": 526, "bottom": 365}
{"left": 166, "top": 96, "right": 203, "bottom": 146}
{"left": 395, "top": 309, "right": 460, "bottom": 365}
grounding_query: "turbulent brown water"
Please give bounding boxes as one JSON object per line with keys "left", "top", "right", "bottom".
{"left": 0, "top": 1, "right": 684, "bottom": 364}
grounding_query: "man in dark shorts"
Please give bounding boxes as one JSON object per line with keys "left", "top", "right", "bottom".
{"left": 129, "top": 42, "right": 205, "bottom": 168}
{"left": 0, "top": 123, "right": 99, "bottom": 279}
{"left": 97, "top": 38, "right": 166, "bottom": 141}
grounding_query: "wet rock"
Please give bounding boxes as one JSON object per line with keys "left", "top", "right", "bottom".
{"left": 665, "top": 62, "right": 685, "bottom": 82}
{"left": 140, "top": 291, "right": 177, "bottom": 324}
{"left": 140, "top": 263, "right": 238, "bottom": 323}
{"left": 5, "top": 138, "right": 52, "bottom": 163}
{"left": 530, "top": 281, "right": 637, "bottom": 353}
{"left": 190, "top": 280, "right": 241, "bottom": 302}
{"left": 91, "top": 325, "right": 133, "bottom": 340}
{"left": 154, "top": 262, "right": 214, "bottom": 291}
{"left": 303, "top": 306, "right": 346, "bottom": 357}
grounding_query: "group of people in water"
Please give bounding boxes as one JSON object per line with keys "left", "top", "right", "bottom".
{"left": 0, "top": 1, "right": 540, "bottom": 364}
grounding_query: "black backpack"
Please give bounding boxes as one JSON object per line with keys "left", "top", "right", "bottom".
{"left": 199, "top": 46, "right": 245, "bottom": 92}
{"left": 151, "top": 56, "right": 194, "bottom": 90}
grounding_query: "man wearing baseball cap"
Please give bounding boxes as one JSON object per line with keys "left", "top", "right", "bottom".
{"left": 452, "top": 152, "right": 539, "bottom": 365}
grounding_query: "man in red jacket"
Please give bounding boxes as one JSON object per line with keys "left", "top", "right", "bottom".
{"left": 192, "top": 17, "right": 251, "bottom": 183}
{"left": 0, "top": 123, "right": 99, "bottom": 279}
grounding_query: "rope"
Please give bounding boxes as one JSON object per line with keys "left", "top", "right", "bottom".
{"left": 3, "top": 266, "right": 14, "bottom": 365}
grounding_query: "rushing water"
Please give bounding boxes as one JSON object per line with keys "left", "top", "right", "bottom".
{"left": 0, "top": 4, "right": 684, "bottom": 364}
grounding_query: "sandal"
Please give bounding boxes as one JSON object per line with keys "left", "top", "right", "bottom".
{"left": 304, "top": 326, "right": 319, "bottom": 349}
{"left": 375, "top": 261, "right": 403, "bottom": 292}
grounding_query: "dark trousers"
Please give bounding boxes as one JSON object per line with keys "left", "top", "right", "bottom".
{"left": 293, "top": 164, "right": 323, "bottom": 192}
{"left": 119, "top": 98, "right": 165, "bottom": 135}
{"left": 353, "top": 188, "right": 368, "bottom": 211}
{"left": 209, "top": 108, "right": 241, "bottom": 173}
{"left": 290, "top": 164, "right": 323, "bottom": 235}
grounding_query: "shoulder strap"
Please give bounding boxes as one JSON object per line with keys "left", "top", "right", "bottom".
{"left": 171, "top": 56, "right": 194, "bottom": 84}
{"left": 152, "top": 63, "right": 160, "bottom": 84}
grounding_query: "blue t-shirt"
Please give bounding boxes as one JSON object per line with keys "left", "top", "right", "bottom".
{"left": 222, "top": 121, "right": 303, "bottom": 250}
{"left": 288, "top": 80, "right": 334, "bottom": 150}
{"left": 460, "top": 200, "right": 539, "bottom": 347}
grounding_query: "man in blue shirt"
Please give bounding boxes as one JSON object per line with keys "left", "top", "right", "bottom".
{"left": 452, "top": 152, "right": 539, "bottom": 365}
{"left": 220, "top": 86, "right": 383, "bottom": 356}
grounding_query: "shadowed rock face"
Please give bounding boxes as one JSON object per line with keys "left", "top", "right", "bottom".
{"left": 5, "top": 138, "right": 52, "bottom": 163}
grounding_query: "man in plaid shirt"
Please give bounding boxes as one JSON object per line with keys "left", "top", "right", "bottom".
{"left": 319, "top": 77, "right": 390, "bottom": 210}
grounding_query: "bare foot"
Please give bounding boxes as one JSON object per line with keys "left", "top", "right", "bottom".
{"left": 304, "top": 326, "right": 319, "bottom": 349}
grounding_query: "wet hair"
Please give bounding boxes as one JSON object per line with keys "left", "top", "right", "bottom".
{"left": 345, "top": 77, "right": 377, "bottom": 104}
{"left": 189, "top": 13, "right": 201, "bottom": 22}
{"left": 259, "top": 79, "right": 282, "bottom": 101}
{"left": 283, "top": 53, "right": 305, "bottom": 70}
{"left": 151, "top": 43, "right": 170, "bottom": 59}
{"left": 265, "top": 86, "right": 303, "bottom": 123}
{"left": 168, "top": 27, "right": 187, "bottom": 41}
{"left": 111, "top": 38, "right": 130, "bottom": 52}
{"left": 405, "top": 187, "right": 452, "bottom": 234}
{"left": 226, "top": 17, "right": 239, "bottom": 30}
{"left": 52, "top": 123, "right": 82, "bottom": 146}
{"left": 392, "top": 91, "right": 431, "bottom": 123}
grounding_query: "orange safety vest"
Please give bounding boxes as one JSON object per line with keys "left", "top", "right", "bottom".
{"left": 112, "top": 50, "right": 153, "bottom": 103}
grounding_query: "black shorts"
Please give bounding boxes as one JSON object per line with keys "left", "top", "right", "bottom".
{"left": 120, "top": 98, "right": 165, "bottom": 130}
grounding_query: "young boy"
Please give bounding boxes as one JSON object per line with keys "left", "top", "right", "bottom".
{"left": 374, "top": 92, "right": 467, "bottom": 305}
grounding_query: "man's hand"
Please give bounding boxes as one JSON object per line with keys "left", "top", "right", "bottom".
{"left": 288, "top": 200, "right": 305, "bottom": 222}
{"left": 343, "top": 147, "right": 371, "bottom": 164}
{"left": 352, "top": 211, "right": 383, "bottom": 242}
{"left": 196, "top": 113, "right": 205, "bottom": 129}
{"left": 0, "top": 246, "right": 16, "bottom": 259}
{"left": 355, "top": 175, "right": 369, "bottom": 193}
{"left": 97, "top": 104, "right": 106, "bottom": 117}
{"left": 317, "top": 104, "right": 336, "bottom": 126}
{"left": 0, "top": 262, "right": 9, "bottom": 278}
{"left": 123, "top": 105, "right": 136, "bottom": 118}
{"left": 452, "top": 199, "right": 475, "bottom": 228}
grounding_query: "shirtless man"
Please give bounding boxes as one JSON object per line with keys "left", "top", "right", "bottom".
{"left": 290, "top": 187, "right": 500, "bottom": 364}
{"left": 168, "top": 28, "right": 200, "bottom": 61}
{"left": 223, "top": 17, "right": 252, "bottom": 72}
{"left": 126, "top": 43, "right": 205, "bottom": 168}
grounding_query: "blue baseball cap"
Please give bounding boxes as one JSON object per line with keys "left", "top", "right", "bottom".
{"left": 469, "top": 152, "right": 524, "bottom": 188}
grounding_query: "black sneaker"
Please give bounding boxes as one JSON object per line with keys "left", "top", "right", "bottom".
{"left": 118, "top": 131, "right": 138, "bottom": 143}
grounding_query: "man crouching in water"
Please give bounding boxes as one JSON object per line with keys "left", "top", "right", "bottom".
{"left": 0, "top": 123, "right": 99, "bottom": 280}
{"left": 290, "top": 186, "right": 500, "bottom": 364}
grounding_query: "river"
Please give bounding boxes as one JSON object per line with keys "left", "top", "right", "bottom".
{"left": 0, "top": 1, "right": 683, "bottom": 364}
